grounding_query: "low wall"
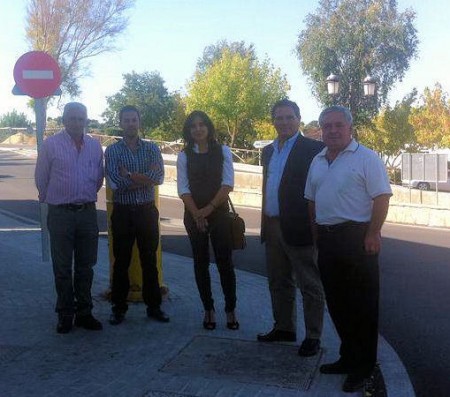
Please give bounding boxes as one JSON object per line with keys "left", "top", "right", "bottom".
{"left": 161, "top": 164, "right": 450, "bottom": 229}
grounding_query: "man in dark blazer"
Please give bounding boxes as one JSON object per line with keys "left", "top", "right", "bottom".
{"left": 257, "top": 99, "right": 325, "bottom": 357}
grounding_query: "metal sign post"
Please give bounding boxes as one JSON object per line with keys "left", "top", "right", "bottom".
{"left": 12, "top": 51, "right": 62, "bottom": 262}
{"left": 35, "top": 98, "right": 50, "bottom": 262}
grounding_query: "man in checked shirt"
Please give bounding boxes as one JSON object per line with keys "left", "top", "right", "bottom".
{"left": 106, "top": 105, "right": 169, "bottom": 325}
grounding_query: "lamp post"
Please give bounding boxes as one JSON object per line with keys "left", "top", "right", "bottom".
{"left": 326, "top": 73, "right": 376, "bottom": 99}
{"left": 325, "top": 73, "right": 377, "bottom": 140}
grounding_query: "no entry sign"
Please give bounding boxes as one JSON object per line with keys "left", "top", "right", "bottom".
{"left": 13, "top": 51, "right": 61, "bottom": 98}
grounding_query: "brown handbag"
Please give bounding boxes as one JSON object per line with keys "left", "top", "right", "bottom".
{"left": 228, "top": 197, "right": 246, "bottom": 250}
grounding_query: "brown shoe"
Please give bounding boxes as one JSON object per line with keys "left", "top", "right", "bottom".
{"left": 147, "top": 307, "right": 170, "bottom": 323}
{"left": 74, "top": 314, "right": 103, "bottom": 330}
{"left": 298, "top": 338, "right": 321, "bottom": 356}
{"left": 320, "top": 359, "right": 353, "bottom": 374}
{"left": 342, "top": 373, "right": 368, "bottom": 393}
{"left": 257, "top": 328, "right": 296, "bottom": 342}
{"left": 56, "top": 314, "right": 73, "bottom": 334}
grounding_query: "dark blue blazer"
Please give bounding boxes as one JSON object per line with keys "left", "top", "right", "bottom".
{"left": 261, "top": 134, "right": 325, "bottom": 246}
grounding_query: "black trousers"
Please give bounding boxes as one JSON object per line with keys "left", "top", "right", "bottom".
{"left": 47, "top": 204, "right": 98, "bottom": 316}
{"left": 184, "top": 210, "right": 237, "bottom": 312}
{"left": 110, "top": 203, "right": 161, "bottom": 313}
{"left": 317, "top": 222, "right": 379, "bottom": 376}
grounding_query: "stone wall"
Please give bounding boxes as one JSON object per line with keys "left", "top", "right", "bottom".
{"left": 161, "top": 164, "right": 450, "bottom": 229}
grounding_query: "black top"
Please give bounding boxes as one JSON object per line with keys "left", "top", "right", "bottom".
{"left": 185, "top": 144, "right": 228, "bottom": 212}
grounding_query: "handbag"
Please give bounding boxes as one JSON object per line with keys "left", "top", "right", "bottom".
{"left": 228, "top": 197, "right": 246, "bottom": 250}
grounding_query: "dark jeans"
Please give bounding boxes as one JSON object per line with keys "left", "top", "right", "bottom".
{"left": 317, "top": 222, "right": 379, "bottom": 376}
{"left": 47, "top": 204, "right": 99, "bottom": 316}
{"left": 184, "top": 210, "right": 237, "bottom": 312}
{"left": 111, "top": 203, "right": 161, "bottom": 313}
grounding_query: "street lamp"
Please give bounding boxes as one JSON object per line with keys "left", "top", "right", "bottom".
{"left": 326, "top": 73, "right": 376, "bottom": 97}
{"left": 363, "top": 75, "right": 377, "bottom": 97}
{"left": 326, "top": 73, "right": 340, "bottom": 95}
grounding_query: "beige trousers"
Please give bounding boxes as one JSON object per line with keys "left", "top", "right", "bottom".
{"left": 265, "top": 217, "right": 324, "bottom": 339}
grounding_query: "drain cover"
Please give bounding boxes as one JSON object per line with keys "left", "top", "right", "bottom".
{"left": 161, "top": 336, "right": 321, "bottom": 390}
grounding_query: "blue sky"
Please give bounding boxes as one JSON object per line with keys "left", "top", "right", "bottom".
{"left": 1, "top": 0, "right": 449, "bottom": 125}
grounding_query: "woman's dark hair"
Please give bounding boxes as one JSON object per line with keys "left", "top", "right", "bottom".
{"left": 182, "top": 110, "right": 218, "bottom": 151}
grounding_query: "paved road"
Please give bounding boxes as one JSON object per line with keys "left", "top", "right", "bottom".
{"left": 1, "top": 148, "right": 450, "bottom": 397}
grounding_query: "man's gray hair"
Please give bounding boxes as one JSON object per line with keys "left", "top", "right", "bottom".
{"left": 318, "top": 106, "right": 353, "bottom": 127}
{"left": 62, "top": 102, "right": 87, "bottom": 119}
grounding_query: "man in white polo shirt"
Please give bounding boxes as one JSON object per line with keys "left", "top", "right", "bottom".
{"left": 304, "top": 106, "right": 392, "bottom": 393}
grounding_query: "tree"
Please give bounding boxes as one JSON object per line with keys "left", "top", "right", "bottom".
{"left": 186, "top": 49, "right": 290, "bottom": 147}
{"left": 25, "top": 0, "right": 134, "bottom": 99}
{"left": 152, "top": 92, "right": 187, "bottom": 142}
{"left": 303, "top": 120, "right": 321, "bottom": 140}
{"left": 196, "top": 40, "right": 256, "bottom": 73}
{"left": 0, "top": 110, "right": 32, "bottom": 128}
{"left": 409, "top": 84, "right": 450, "bottom": 148}
{"left": 359, "top": 89, "right": 418, "bottom": 169}
{"left": 102, "top": 71, "right": 175, "bottom": 134}
{"left": 296, "top": 0, "right": 418, "bottom": 127}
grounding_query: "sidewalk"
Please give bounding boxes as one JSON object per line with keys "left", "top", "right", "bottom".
{"left": 0, "top": 210, "right": 414, "bottom": 397}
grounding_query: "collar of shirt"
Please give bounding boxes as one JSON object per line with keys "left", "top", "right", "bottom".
{"left": 272, "top": 131, "right": 299, "bottom": 152}
{"left": 317, "top": 138, "right": 358, "bottom": 158}
{"left": 119, "top": 136, "right": 143, "bottom": 149}
{"left": 62, "top": 129, "right": 85, "bottom": 147}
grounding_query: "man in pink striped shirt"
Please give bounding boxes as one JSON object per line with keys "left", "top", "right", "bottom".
{"left": 35, "top": 102, "right": 104, "bottom": 334}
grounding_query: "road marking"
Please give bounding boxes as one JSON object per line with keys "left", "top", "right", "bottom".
{"left": 0, "top": 228, "right": 41, "bottom": 232}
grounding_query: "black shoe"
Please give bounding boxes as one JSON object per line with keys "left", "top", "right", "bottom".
{"left": 109, "top": 312, "right": 125, "bottom": 325}
{"left": 226, "top": 311, "right": 239, "bottom": 330}
{"left": 203, "top": 310, "right": 216, "bottom": 330}
{"left": 74, "top": 314, "right": 103, "bottom": 330}
{"left": 147, "top": 307, "right": 170, "bottom": 323}
{"left": 320, "top": 359, "right": 353, "bottom": 374}
{"left": 257, "top": 329, "right": 296, "bottom": 342}
{"left": 342, "top": 373, "right": 367, "bottom": 393}
{"left": 56, "top": 314, "right": 73, "bottom": 334}
{"left": 298, "top": 338, "right": 321, "bottom": 356}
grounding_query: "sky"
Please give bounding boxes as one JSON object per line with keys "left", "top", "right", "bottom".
{"left": 1, "top": 0, "right": 450, "bottom": 125}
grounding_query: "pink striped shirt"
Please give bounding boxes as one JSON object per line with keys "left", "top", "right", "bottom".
{"left": 35, "top": 130, "right": 104, "bottom": 204}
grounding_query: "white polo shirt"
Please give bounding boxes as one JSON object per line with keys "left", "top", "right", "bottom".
{"left": 304, "top": 140, "right": 392, "bottom": 225}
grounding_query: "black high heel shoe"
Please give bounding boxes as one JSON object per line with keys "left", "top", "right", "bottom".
{"left": 226, "top": 311, "right": 239, "bottom": 330}
{"left": 203, "top": 310, "right": 216, "bottom": 330}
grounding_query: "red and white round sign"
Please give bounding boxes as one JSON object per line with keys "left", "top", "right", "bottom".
{"left": 13, "top": 51, "right": 61, "bottom": 98}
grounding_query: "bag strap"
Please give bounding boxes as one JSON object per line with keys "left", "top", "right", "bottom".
{"left": 228, "top": 197, "right": 237, "bottom": 215}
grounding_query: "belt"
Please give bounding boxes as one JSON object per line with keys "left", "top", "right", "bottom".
{"left": 318, "top": 221, "right": 369, "bottom": 233}
{"left": 56, "top": 202, "right": 95, "bottom": 211}
{"left": 114, "top": 201, "right": 155, "bottom": 210}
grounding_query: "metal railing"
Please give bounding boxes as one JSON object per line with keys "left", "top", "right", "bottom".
{"left": 89, "top": 133, "right": 263, "bottom": 165}
{"left": 0, "top": 129, "right": 263, "bottom": 165}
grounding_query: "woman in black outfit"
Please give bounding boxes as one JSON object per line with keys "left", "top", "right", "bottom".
{"left": 176, "top": 110, "right": 239, "bottom": 330}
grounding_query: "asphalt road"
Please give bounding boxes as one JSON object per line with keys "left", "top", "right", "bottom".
{"left": 1, "top": 147, "right": 450, "bottom": 397}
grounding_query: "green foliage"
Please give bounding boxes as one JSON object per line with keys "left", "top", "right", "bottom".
{"left": 0, "top": 110, "right": 32, "bottom": 128}
{"left": 409, "top": 84, "right": 450, "bottom": 148}
{"left": 186, "top": 48, "right": 290, "bottom": 148}
{"left": 102, "top": 71, "right": 176, "bottom": 134}
{"left": 151, "top": 92, "right": 187, "bottom": 142}
{"left": 296, "top": 0, "right": 418, "bottom": 127}
{"left": 359, "top": 89, "right": 418, "bottom": 168}
{"left": 196, "top": 40, "right": 256, "bottom": 73}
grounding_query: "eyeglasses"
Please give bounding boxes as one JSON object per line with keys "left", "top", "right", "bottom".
{"left": 273, "top": 115, "right": 298, "bottom": 122}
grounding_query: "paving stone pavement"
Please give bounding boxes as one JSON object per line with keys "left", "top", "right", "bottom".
{"left": 0, "top": 211, "right": 414, "bottom": 397}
